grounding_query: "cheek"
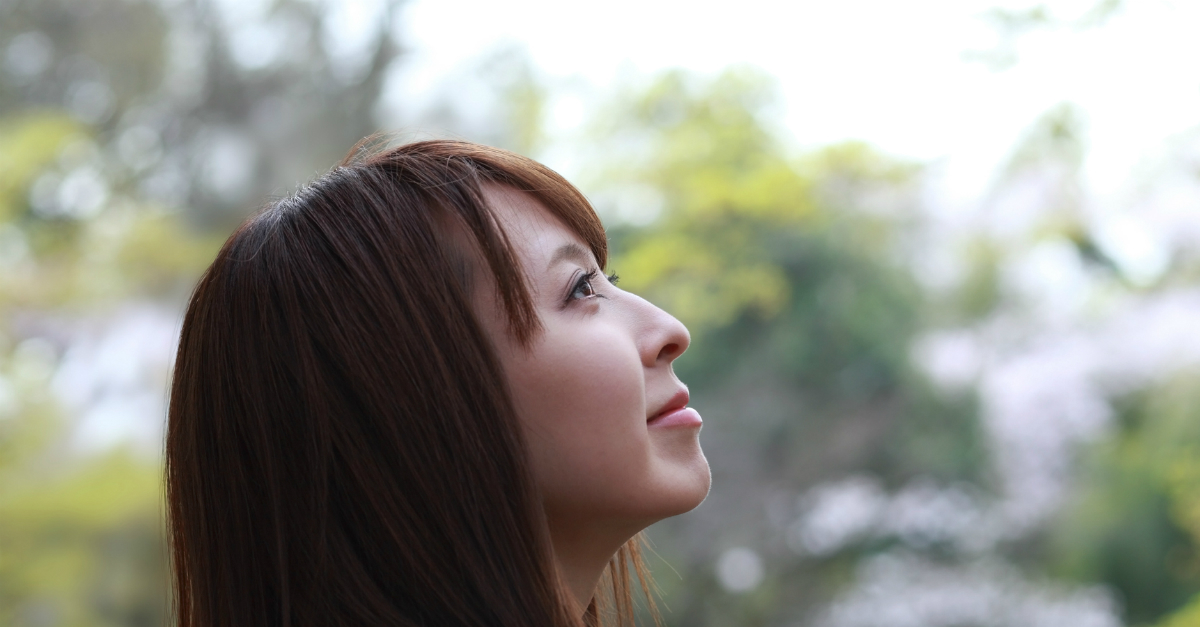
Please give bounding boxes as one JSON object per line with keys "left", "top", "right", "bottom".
{"left": 507, "top": 325, "right": 650, "bottom": 515}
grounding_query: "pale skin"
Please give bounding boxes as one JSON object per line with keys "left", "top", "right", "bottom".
{"left": 471, "top": 186, "right": 712, "bottom": 612}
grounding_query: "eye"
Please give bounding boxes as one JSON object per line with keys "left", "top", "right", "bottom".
{"left": 566, "top": 269, "right": 601, "bottom": 303}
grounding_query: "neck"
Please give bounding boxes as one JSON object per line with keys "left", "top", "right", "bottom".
{"left": 547, "top": 517, "right": 640, "bottom": 612}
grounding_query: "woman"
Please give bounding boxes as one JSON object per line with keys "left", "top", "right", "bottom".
{"left": 166, "top": 139, "right": 710, "bottom": 627}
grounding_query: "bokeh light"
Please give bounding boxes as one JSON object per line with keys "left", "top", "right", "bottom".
{"left": 3, "top": 1, "right": 1200, "bottom": 625}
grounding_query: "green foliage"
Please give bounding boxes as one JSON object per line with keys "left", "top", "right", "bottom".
{"left": 585, "top": 68, "right": 988, "bottom": 625}
{"left": 0, "top": 108, "right": 223, "bottom": 308}
{"left": 1159, "top": 597, "right": 1200, "bottom": 627}
{"left": 965, "top": 0, "right": 1127, "bottom": 70}
{"left": 483, "top": 47, "right": 549, "bottom": 157}
{"left": 0, "top": 117, "right": 179, "bottom": 627}
{"left": 1148, "top": 376, "right": 1200, "bottom": 627}
{"left": 1048, "top": 375, "right": 1200, "bottom": 625}
{"left": 0, "top": 71, "right": 207, "bottom": 627}
{"left": 954, "top": 236, "right": 1005, "bottom": 321}
{"left": 0, "top": 0, "right": 408, "bottom": 621}
{"left": 595, "top": 68, "right": 983, "bottom": 485}
{"left": 0, "top": 451, "right": 166, "bottom": 627}
{"left": 0, "top": 111, "right": 83, "bottom": 224}
{"left": 0, "top": 2, "right": 1184, "bottom": 625}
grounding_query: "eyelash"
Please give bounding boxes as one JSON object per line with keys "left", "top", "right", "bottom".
{"left": 566, "top": 269, "right": 619, "bottom": 304}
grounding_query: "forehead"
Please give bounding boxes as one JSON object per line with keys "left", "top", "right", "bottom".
{"left": 481, "top": 184, "right": 592, "bottom": 269}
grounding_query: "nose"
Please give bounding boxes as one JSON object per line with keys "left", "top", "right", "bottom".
{"left": 630, "top": 293, "right": 690, "bottom": 368}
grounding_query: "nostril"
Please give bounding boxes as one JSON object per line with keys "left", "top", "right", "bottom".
{"left": 657, "top": 342, "right": 681, "bottom": 362}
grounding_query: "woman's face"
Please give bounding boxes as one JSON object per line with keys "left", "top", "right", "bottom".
{"left": 473, "top": 186, "right": 710, "bottom": 542}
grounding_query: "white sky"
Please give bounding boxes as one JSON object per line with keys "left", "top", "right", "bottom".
{"left": 396, "top": 0, "right": 1200, "bottom": 208}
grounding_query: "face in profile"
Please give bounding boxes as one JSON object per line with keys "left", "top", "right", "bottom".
{"left": 472, "top": 186, "right": 711, "bottom": 549}
{"left": 167, "top": 141, "right": 701, "bottom": 625}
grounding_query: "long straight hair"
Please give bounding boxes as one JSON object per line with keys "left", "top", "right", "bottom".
{"left": 166, "top": 139, "right": 657, "bottom": 627}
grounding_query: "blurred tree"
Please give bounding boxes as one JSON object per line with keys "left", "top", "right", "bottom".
{"left": 964, "top": 0, "right": 1127, "bottom": 71}
{"left": 1049, "top": 376, "right": 1200, "bottom": 626}
{"left": 0, "top": 0, "right": 409, "bottom": 624}
{"left": 0, "top": 451, "right": 166, "bottom": 627}
{"left": 412, "top": 44, "right": 551, "bottom": 158}
{"left": 1158, "top": 444, "right": 1200, "bottom": 627}
{"left": 0, "top": 1, "right": 1190, "bottom": 625}
{"left": 1, "top": 0, "right": 406, "bottom": 229}
{"left": 586, "top": 68, "right": 987, "bottom": 626}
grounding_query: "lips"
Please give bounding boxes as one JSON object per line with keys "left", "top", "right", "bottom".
{"left": 648, "top": 389, "right": 703, "bottom": 428}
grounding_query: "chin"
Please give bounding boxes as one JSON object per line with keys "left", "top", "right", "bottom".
{"left": 650, "top": 448, "right": 712, "bottom": 520}
{"left": 677, "top": 452, "right": 713, "bottom": 512}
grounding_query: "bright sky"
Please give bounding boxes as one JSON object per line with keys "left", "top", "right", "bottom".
{"left": 396, "top": 0, "right": 1200, "bottom": 208}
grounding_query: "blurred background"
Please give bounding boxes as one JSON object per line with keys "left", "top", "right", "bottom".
{"left": 2, "top": 0, "right": 1200, "bottom": 625}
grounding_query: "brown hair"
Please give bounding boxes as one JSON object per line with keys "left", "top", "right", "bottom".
{"left": 166, "top": 140, "right": 656, "bottom": 626}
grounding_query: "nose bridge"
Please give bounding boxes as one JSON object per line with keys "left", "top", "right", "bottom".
{"left": 627, "top": 291, "right": 690, "bottom": 367}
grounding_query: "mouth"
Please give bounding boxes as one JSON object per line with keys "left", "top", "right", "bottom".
{"left": 648, "top": 388, "right": 703, "bottom": 428}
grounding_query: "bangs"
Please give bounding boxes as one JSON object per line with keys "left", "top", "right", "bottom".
{"left": 348, "top": 139, "right": 608, "bottom": 345}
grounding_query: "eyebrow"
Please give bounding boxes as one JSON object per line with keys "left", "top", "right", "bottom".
{"left": 546, "top": 242, "right": 593, "bottom": 271}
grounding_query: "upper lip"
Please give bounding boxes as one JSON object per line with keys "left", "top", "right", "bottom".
{"left": 649, "top": 388, "right": 689, "bottom": 422}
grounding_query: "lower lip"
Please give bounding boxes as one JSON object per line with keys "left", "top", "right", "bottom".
{"left": 648, "top": 407, "right": 702, "bottom": 428}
